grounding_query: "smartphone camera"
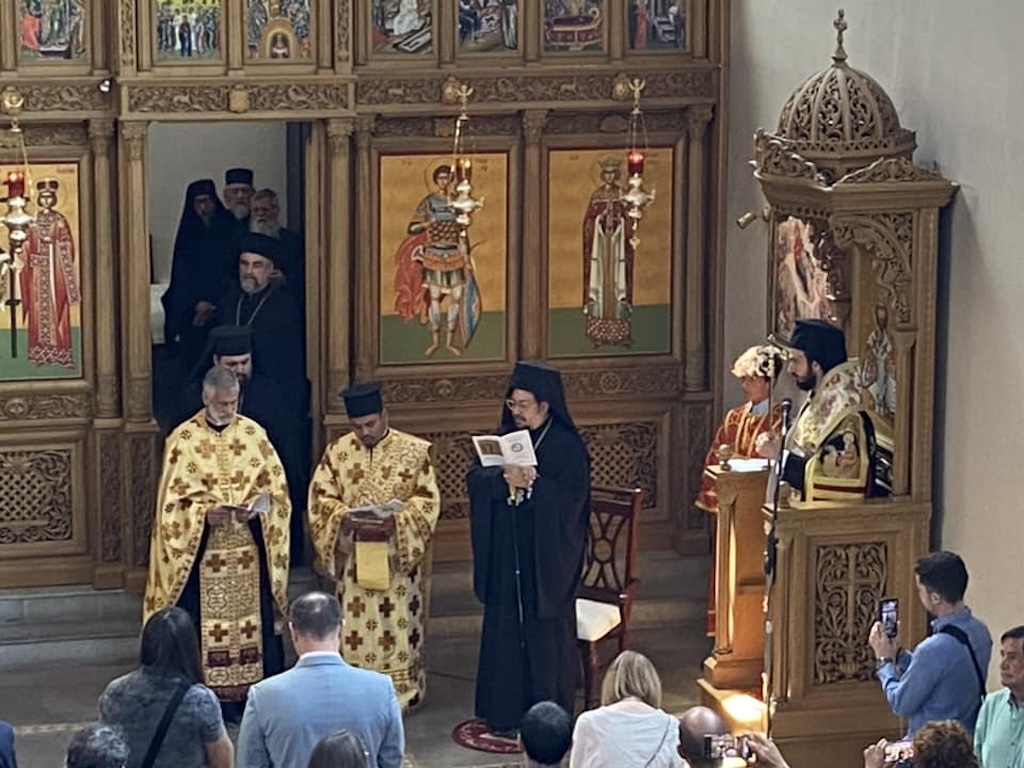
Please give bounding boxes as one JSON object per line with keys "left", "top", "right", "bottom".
{"left": 703, "top": 734, "right": 750, "bottom": 760}
{"left": 884, "top": 740, "right": 913, "bottom": 767}
{"left": 879, "top": 597, "right": 899, "bottom": 639}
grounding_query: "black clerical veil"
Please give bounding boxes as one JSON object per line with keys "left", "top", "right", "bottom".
{"left": 500, "top": 360, "right": 580, "bottom": 438}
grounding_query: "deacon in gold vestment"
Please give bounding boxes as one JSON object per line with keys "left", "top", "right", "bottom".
{"left": 144, "top": 366, "right": 291, "bottom": 704}
{"left": 696, "top": 344, "right": 784, "bottom": 635}
{"left": 308, "top": 383, "right": 441, "bottom": 712}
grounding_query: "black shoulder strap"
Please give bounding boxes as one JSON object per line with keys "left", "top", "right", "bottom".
{"left": 938, "top": 625, "right": 986, "bottom": 701}
{"left": 140, "top": 682, "right": 190, "bottom": 768}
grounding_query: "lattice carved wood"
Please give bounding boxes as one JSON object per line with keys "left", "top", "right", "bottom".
{"left": 830, "top": 212, "right": 915, "bottom": 325}
{"left": 420, "top": 431, "right": 477, "bottom": 521}
{"left": 814, "top": 541, "right": 888, "bottom": 684}
{"left": 0, "top": 450, "right": 73, "bottom": 545}
{"left": 685, "top": 404, "right": 711, "bottom": 529}
{"left": 99, "top": 433, "right": 123, "bottom": 563}
{"left": 129, "top": 435, "right": 157, "bottom": 567}
{"left": 579, "top": 422, "right": 657, "bottom": 510}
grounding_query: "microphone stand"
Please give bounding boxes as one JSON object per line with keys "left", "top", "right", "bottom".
{"left": 763, "top": 397, "right": 791, "bottom": 736}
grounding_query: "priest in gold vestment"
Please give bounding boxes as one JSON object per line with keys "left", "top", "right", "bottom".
{"left": 760, "top": 319, "right": 885, "bottom": 501}
{"left": 144, "top": 366, "right": 291, "bottom": 705}
{"left": 696, "top": 344, "right": 784, "bottom": 635}
{"left": 308, "top": 383, "right": 441, "bottom": 712}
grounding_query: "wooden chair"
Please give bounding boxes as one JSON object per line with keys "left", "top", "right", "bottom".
{"left": 576, "top": 484, "right": 643, "bottom": 709}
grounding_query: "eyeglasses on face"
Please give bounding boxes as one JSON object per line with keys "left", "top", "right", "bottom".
{"left": 505, "top": 398, "right": 538, "bottom": 412}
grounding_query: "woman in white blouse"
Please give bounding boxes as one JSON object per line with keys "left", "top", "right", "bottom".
{"left": 569, "top": 650, "right": 685, "bottom": 768}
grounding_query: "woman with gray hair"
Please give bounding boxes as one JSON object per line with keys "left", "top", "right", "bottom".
{"left": 569, "top": 651, "right": 685, "bottom": 767}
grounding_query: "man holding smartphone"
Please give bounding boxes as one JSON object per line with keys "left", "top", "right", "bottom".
{"left": 868, "top": 551, "right": 992, "bottom": 735}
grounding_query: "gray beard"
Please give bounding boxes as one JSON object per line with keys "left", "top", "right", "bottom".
{"left": 229, "top": 203, "right": 249, "bottom": 220}
{"left": 250, "top": 219, "right": 281, "bottom": 238}
{"left": 240, "top": 277, "right": 261, "bottom": 295}
{"left": 206, "top": 411, "right": 233, "bottom": 427}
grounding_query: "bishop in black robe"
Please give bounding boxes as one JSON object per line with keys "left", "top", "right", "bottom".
{"left": 467, "top": 361, "right": 591, "bottom": 733}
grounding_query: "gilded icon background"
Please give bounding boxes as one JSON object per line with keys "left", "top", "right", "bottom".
{"left": 379, "top": 153, "right": 508, "bottom": 365}
{"left": 0, "top": 163, "right": 83, "bottom": 381}
{"left": 372, "top": 0, "right": 433, "bottom": 54}
{"left": 155, "top": 0, "right": 223, "bottom": 61}
{"left": 18, "top": 0, "right": 87, "bottom": 62}
{"left": 773, "top": 215, "right": 831, "bottom": 339}
{"left": 246, "top": 0, "right": 312, "bottom": 60}
{"left": 547, "top": 148, "right": 672, "bottom": 357}
{"left": 544, "top": 0, "right": 605, "bottom": 53}
{"left": 458, "top": 0, "right": 519, "bottom": 53}
{"left": 627, "top": 0, "right": 685, "bottom": 50}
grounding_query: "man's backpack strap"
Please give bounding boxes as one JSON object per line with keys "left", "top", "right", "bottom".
{"left": 938, "top": 624, "right": 986, "bottom": 702}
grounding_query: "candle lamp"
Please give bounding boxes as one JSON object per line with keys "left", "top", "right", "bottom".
{"left": 5, "top": 171, "right": 24, "bottom": 200}
{"left": 627, "top": 150, "right": 645, "bottom": 178}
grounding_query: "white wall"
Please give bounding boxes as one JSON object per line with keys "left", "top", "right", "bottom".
{"left": 147, "top": 122, "right": 289, "bottom": 283}
{"left": 727, "top": 0, "right": 1024, "bottom": 680}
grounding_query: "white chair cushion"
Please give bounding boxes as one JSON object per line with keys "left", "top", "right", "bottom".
{"left": 576, "top": 598, "right": 622, "bottom": 642}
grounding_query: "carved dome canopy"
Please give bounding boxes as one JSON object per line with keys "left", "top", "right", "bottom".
{"left": 770, "top": 10, "right": 916, "bottom": 180}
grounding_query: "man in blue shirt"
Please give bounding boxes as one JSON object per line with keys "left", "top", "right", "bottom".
{"left": 869, "top": 550, "right": 992, "bottom": 736}
{"left": 975, "top": 625, "right": 1024, "bottom": 768}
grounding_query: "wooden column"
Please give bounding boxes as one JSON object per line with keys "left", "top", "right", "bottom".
{"left": 353, "top": 116, "right": 376, "bottom": 382}
{"left": 0, "top": 0, "right": 15, "bottom": 70}
{"left": 119, "top": 122, "right": 151, "bottom": 423}
{"left": 325, "top": 118, "right": 353, "bottom": 413}
{"left": 684, "top": 106, "right": 713, "bottom": 391}
{"left": 90, "top": 119, "right": 119, "bottom": 419}
{"left": 520, "top": 109, "right": 547, "bottom": 359}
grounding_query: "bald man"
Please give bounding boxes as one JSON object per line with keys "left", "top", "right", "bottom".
{"left": 677, "top": 706, "right": 729, "bottom": 768}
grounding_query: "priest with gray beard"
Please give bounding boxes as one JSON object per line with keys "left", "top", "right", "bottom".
{"left": 215, "top": 233, "right": 304, "bottom": 396}
{"left": 222, "top": 167, "right": 255, "bottom": 234}
{"left": 249, "top": 188, "right": 305, "bottom": 303}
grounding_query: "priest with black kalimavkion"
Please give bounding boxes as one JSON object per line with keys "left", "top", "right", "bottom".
{"left": 467, "top": 360, "right": 591, "bottom": 738}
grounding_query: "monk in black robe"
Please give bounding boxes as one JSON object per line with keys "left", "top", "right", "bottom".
{"left": 161, "top": 179, "right": 235, "bottom": 375}
{"left": 215, "top": 232, "right": 305, "bottom": 390}
{"left": 468, "top": 361, "right": 591, "bottom": 735}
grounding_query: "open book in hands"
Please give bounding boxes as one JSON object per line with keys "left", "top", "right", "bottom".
{"left": 220, "top": 493, "right": 271, "bottom": 523}
{"left": 348, "top": 498, "right": 403, "bottom": 522}
{"left": 472, "top": 429, "right": 538, "bottom": 468}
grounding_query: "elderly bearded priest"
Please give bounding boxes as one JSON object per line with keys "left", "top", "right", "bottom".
{"left": 144, "top": 365, "right": 291, "bottom": 707}
{"left": 307, "top": 383, "right": 440, "bottom": 712}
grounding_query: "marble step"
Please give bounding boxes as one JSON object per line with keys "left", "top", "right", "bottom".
{"left": 0, "top": 552, "right": 709, "bottom": 669}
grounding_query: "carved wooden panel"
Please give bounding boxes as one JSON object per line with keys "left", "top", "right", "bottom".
{"left": 0, "top": 449, "right": 73, "bottom": 545}
{"left": 685, "top": 402, "right": 710, "bottom": 529}
{"left": 421, "top": 431, "right": 476, "bottom": 521}
{"left": 0, "top": 393, "right": 91, "bottom": 421}
{"left": 129, "top": 433, "right": 158, "bottom": 567}
{"left": 98, "top": 432, "right": 123, "bottom": 563}
{"left": 580, "top": 421, "right": 657, "bottom": 509}
{"left": 813, "top": 541, "right": 887, "bottom": 684}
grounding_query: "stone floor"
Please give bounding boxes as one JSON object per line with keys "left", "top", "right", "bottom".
{"left": 3, "top": 624, "right": 711, "bottom": 767}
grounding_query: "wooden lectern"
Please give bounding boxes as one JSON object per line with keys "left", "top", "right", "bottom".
{"left": 699, "top": 462, "right": 770, "bottom": 698}
{"left": 699, "top": 469, "right": 930, "bottom": 768}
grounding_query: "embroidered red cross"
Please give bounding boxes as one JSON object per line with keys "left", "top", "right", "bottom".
{"left": 380, "top": 630, "right": 396, "bottom": 652}
{"left": 206, "top": 554, "right": 225, "bottom": 573}
{"left": 347, "top": 596, "right": 366, "bottom": 618}
{"left": 229, "top": 438, "right": 247, "bottom": 457}
{"left": 170, "top": 478, "right": 191, "bottom": 497}
{"left": 240, "top": 620, "right": 258, "bottom": 640}
{"left": 398, "top": 468, "right": 414, "bottom": 482}
{"left": 347, "top": 464, "right": 365, "bottom": 483}
{"left": 238, "top": 550, "right": 256, "bottom": 569}
{"left": 210, "top": 624, "right": 229, "bottom": 642}
{"left": 230, "top": 470, "right": 247, "bottom": 487}
{"left": 344, "top": 630, "right": 364, "bottom": 651}
{"left": 379, "top": 597, "right": 395, "bottom": 619}
{"left": 196, "top": 440, "right": 216, "bottom": 459}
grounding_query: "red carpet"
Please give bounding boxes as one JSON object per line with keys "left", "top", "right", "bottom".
{"left": 451, "top": 718, "right": 523, "bottom": 754}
